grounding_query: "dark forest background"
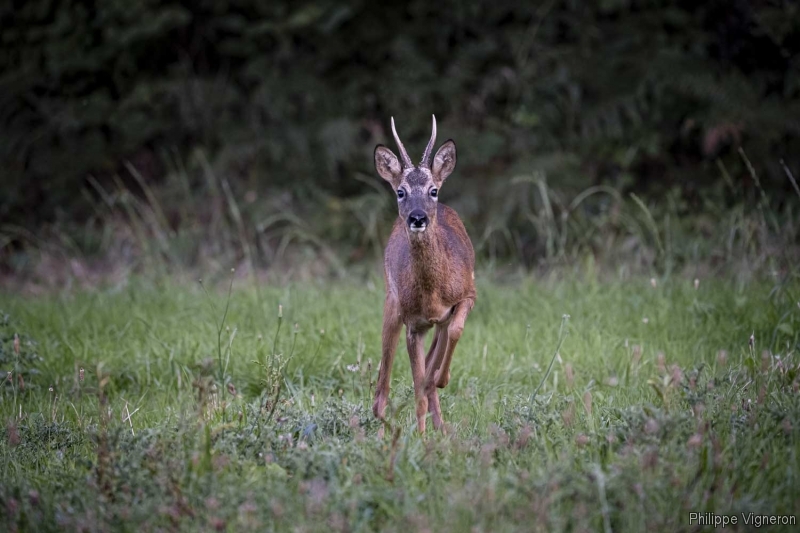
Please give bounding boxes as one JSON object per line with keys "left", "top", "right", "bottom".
{"left": 2, "top": 0, "right": 799, "bottom": 279}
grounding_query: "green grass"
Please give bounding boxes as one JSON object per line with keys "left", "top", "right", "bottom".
{"left": 1, "top": 272, "right": 799, "bottom": 532}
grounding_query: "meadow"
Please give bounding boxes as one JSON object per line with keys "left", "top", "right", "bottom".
{"left": 1, "top": 270, "right": 799, "bottom": 532}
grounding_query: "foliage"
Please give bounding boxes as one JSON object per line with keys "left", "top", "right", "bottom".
{"left": 1, "top": 274, "right": 799, "bottom": 531}
{"left": 2, "top": 0, "right": 799, "bottom": 237}
{"left": 3, "top": 151, "right": 798, "bottom": 286}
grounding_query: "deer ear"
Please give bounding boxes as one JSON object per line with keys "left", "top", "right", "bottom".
{"left": 431, "top": 140, "right": 457, "bottom": 185}
{"left": 374, "top": 145, "right": 402, "bottom": 186}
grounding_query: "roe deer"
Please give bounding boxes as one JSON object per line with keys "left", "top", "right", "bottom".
{"left": 372, "top": 115, "right": 476, "bottom": 433}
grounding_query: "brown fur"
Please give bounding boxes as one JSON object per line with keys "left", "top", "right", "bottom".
{"left": 385, "top": 204, "right": 475, "bottom": 328}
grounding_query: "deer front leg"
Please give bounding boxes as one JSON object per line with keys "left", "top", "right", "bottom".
{"left": 407, "top": 327, "right": 430, "bottom": 433}
{"left": 424, "top": 326, "right": 447, "bottom": 430}
{"left": 434, "top": 299, "right": 474, "bottom": 388}
{"left": 373, "top": 294, "right": 403, "bottom": 420}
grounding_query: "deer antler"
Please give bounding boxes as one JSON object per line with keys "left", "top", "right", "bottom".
{"left": 391, "top": 117, "right": 413, "bottom": 169}
{"left": 420, "top": 115, "right": 437, "bottom": 168}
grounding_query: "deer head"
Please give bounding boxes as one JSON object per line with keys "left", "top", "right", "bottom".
{"left": 374, "top": 115, "right": 457, "bottom": 235}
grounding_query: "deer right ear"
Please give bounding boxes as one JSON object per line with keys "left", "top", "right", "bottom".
{"left": 374, "top": 145, "right": 402, "bottom": 186}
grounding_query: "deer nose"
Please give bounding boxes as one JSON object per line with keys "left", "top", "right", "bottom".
{"left": 407, "top": 210, "right": 428, "bottom": 229}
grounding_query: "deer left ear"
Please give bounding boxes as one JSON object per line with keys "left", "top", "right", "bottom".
{"left": 431, "top": 140, "right": 456, "bottom": 186}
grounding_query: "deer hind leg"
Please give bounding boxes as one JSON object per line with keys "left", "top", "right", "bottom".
{"left": 435, "top": 299, "right": 474, "bottom": 388}
{"left": 424, "top": 325, "right": 443, "bottom": 370}
{"left": 407, "top": 328, "right": 430, "bottom": 433}
{"left": 373, "top": 294, "right": 403, "bottom": 421}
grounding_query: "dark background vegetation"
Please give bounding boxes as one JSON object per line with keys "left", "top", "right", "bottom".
{"left": 2, "top": 0, "right": 799, "bottom": 277}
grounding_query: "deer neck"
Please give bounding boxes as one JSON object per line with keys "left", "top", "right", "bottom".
{"left": 407, "top": 223, "right": 446, "bottom": 289}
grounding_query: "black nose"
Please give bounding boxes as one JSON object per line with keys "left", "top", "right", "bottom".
{"left": 407, "top": 210, "right": 428, "bottom": 228}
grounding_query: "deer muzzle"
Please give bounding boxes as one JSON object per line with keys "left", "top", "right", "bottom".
{"left": 407, "top": 210, "right": 428, "bottom": 232}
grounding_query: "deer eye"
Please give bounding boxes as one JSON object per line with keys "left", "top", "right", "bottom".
{"left": 397, "top": 189, "right": 406, "bottom": 199}
{"left": 430, "top": 188, "right": 438, "bottom": 198}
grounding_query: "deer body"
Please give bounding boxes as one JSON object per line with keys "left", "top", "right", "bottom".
{"left": 372, "top": 116, "right": 476, "bottom": 433}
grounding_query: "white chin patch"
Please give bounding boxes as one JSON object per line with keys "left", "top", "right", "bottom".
{"left": 409, "top": 225, "right": 427, "bottom": 233}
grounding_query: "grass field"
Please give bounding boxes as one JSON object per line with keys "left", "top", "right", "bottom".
{"left": 1, "top": 271, "right": 799, "bottom": 532}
